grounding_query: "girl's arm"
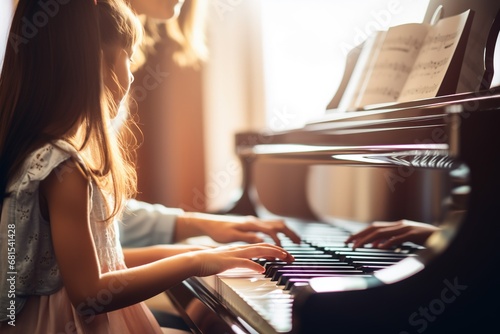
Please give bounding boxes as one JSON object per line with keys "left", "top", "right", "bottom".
{"left": 123, "top": 244, "right": 210, "bottom": 268}
{"left": 42, "top": 165, "right": 293, "bottom": 314}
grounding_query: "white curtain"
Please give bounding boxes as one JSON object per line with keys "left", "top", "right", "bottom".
{"left": 202, "top": 1, "right": 266, "bottom": 211}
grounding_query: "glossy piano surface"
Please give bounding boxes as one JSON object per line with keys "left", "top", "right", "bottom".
{"left": 166, "top": 92, "right": 500, "bottom": 333}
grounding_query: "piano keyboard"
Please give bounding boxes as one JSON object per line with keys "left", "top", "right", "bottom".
{"left": 197, "top": 222, "right": 421, "bottom": 333}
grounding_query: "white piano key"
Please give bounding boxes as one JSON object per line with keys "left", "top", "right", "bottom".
{"left": 201, "top": 268, "right": 294, "bottom": 333}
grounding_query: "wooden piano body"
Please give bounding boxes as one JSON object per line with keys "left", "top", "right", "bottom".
{"left": 166, "top": 1, "right": 500, "bottom": 333}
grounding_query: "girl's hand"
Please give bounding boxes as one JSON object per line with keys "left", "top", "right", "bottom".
{"left": 345, "top": 220, "right": 440, "bottom": 249}
{"left": 192, "top": 243, "right": 295, "bottom": 277}
{"left": 176, "top": 213, "right": 301, "bottom": 246}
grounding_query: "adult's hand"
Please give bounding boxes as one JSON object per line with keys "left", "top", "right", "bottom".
{"left": 176, "top": 213, "right": 301, "bottom": 246}
{"left": 345, "top": 220, "right": 440, "bottom": 249}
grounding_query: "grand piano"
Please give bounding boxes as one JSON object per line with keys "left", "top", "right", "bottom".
{"left": 167, "top": 1, "right": 500, "bottom": 333}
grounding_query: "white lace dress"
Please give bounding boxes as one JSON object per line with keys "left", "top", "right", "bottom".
{"left": 0, "top": 141, "right": 163, "bottom": 333}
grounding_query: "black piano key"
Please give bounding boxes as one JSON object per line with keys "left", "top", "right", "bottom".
{"left": 263, "top": 258, "right": 342, "bottom": 270}
{"left": 334, "top": 251, "right": 414, "bottom": 257}
{"left": 289, "top": 281, "right": 311, "bottom": 295}
{"left": 360, "top": 247, "right": 413, "bottom": 254}
{"left": 285, "top": 259, "right": 343, "bottom": 265}
{"left": 277, "top": 264, "right": 356, "bottom": 270}
{"left": 264, "top": 261, "right": 353, "bottom": 276}
{"left": 282, "top": 250, "right": 321, "bottom": 254}
{"left": 306, "top": 236, "right": 350, "bottom": 241}
{"left": 308, "top": 242, "right": 347, "bottom": 248}
{"left": 282, "top": 245, "right": 319, "bottom": 249}
{"left": 282, "top": 244, "right": 318, "bottom": 248}
{"left": 252, "top": 254, "right": 339, "bottom": 267}
{"left": 325, "top": 247, "right": 411, "bottom": 254}
{"left": 313, "top": 245, "right": 349, "bottom": 250}
{"left": 351, "top": 261, "right": 400, "bottom": 267}
{"left": 252, "top": 258, "right": 268, "bottom": 266}
{"left": 359, "top": 265, "right": 392, "bottom": 272}
{"left": 284, "top": 251, "right": 327, "bottom": 256}
{"left": 284, "top": 278, "right": 313, "bottom": 291}
{"left": 277, "top": 272, "right": 368, "bottom": 286}
{"left": 263, "top": 261, "right": 299, "bottom": 272}
{"left": 266, "top": 264, "right": 357, "bottom": 278}
{"left": 343, "top": 256, "right": 403, "bottom": 262}
{"left": 272, "top": 264, "right": 356, "bottom": 271}
{"left": 291, "top": 258, "right": 341, "bottom": 263}
{"left": 283, "top": 274, "right": 372, "bottom": 290}
{"left": 291, "top": 254, "right": 334, "bottom": 259}
{"left": 334, "top": 252, "right": 414, "bottom": 262}
{"left": 272, "top": 269, "right": 364, "bottom": 282}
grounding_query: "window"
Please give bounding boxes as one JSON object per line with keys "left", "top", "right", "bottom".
{"left": 259, "top": 0, "right": 430, "bottom": 130}
{"left": 202, "top": 0, "right": 430, "bottom": 210}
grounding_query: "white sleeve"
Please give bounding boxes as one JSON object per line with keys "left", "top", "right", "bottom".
{"left": 119, "top": 199, "right": 184, "bottom": 247}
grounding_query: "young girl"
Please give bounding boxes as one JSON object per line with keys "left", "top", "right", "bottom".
{"left": 0, "top": 1, "right": 294, "bottom": 333}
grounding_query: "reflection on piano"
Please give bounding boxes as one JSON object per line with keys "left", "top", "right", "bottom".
{"left": 166, "top": 1, "right": 500, "bottom": 333}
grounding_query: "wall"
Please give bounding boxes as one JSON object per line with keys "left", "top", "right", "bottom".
{"left": 132, "top": 35, "right": 206, "bottom": 211}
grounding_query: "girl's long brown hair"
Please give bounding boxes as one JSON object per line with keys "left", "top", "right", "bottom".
{"left": 0, "top": 0, "right": 142, "bottom": 222}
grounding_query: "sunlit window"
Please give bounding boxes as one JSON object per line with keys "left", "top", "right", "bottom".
{"left": 259, "top": 0, "right": 430, "bottom": 130}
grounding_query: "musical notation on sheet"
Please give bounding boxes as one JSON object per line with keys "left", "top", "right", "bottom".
{"left": 354, "top": 24, "right": 429, "bottom": 108}
{"left": 398, "top": 10, "right": 470, "bottom": 102}
{"left": 339, "top": 10, "right": 471, "bottom": 110}
{"left": 420, "top": 32, "right": 459, "bottom": 52}
{"left": 381, "top": 34, "right": 424, "bottom": 53}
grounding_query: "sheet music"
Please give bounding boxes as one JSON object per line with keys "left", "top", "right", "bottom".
{"left": 398, "top": 10, "right": 471, "bottom": 102}
{"left": 355, "top": 23, "right": 429, "bottom": 108}
{"left": 338, "top": 32, "right": 386, "bottom": 111}
{"left": 338, "top": 10, "right": 471, "bottom": 110}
